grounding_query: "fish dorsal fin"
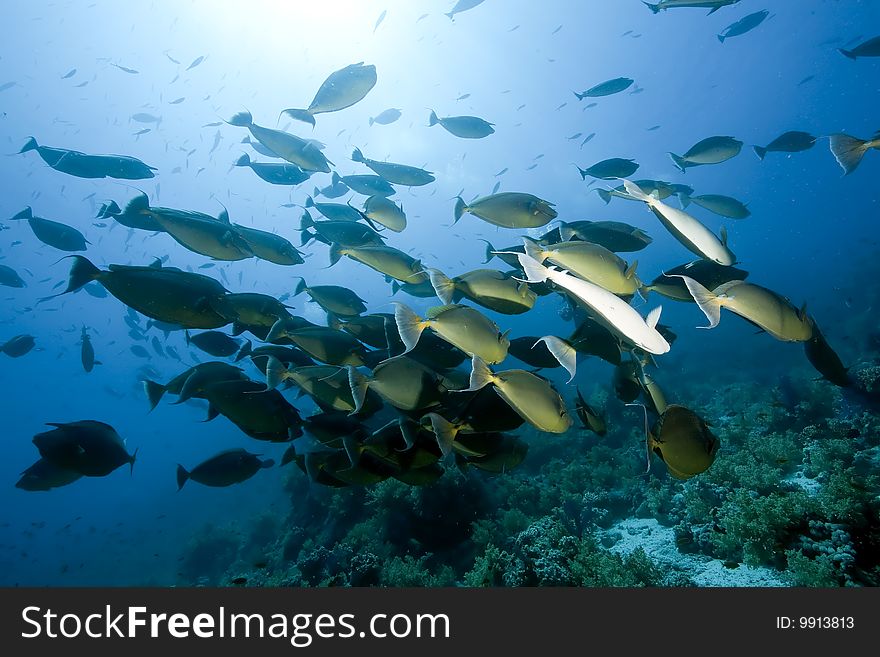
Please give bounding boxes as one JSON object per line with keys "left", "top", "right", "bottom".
{"left": 148, "top": 258, "right": 163, "bottom": 269}
{"left": 624, "top": 259, "right": 638, "bottom": 280}
{"left": 720, "top": 225, "right": 729, "bottom": 246}
{"left": 798, "top": 301, "right": 808, "bottom": 321}
{"left": 645, "top": 306, "right": 662, "bottom": 329}
{"left": 425, "top": 304, "right": 458, "bottom": 319}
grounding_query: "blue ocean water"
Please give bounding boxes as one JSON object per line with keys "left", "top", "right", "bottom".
{"left": 0, "top": 0, "right": 878, "bottom": 587}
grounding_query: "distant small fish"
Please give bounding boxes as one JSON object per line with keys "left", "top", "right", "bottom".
{"left": 555, "top": 102, "right": 567, "bottom": 110}
{"left": 111, "top": 63, "right": 139, "bottom": 74}
{"left": 797, "top": 75, "right": 815, "bottom": 86}
{"left": 551, "top": 25, "right": 562, "bottom": 34}
{"left": 186, "top": 55, "right": 205, "bottom": 70}
{"left": 417, "top": 13, "right": 428, "bottom": 22}
{"left": 495, "top": 167, "right": 508, "bottom": 176}
{"left": 584, "top": 102, "right": 597, "bottom": 108}
{"left": 168, "top": 97, "right": 185, "bottom": 104}
{"left": 456, "top": 93, "right": 471, "bottom": 100}
{"left": 534, "top": 154, "right": 544, "bottom": 160}
{"left": 130, "top": 345, "right": 150, "bottom": 358}
{"left": 131, "top": 112, "right": 161, "bottom": 124}
{"left": 165, "top": 52, "right": 180, "bottom": 65}
{"left": 203, "top": 121, "right": 222, "bottom": 127}
{"left": 508, "top": 25, "right": 519, "bottom": 32}
{"left": 209, "top": 130, "right": 221, "bottom": 154}
{"left": 374, "top": 9, "right": 387, "bottom": 32}
{"left": 622, "top": 29, "right": 633, "bottom": 36}
{"left": 525, "top": 163, "right": 538, "bottom": 170}
{"left": 133, "top": 128, "right": 151, "bottom": 136}
{"left": 0, "top": 81, "right": 16, "bottom": 92}
{"left": 580, "top": 132, "right": 596, "bottom": 147}
{"left": 74, "top": 81, "right": 89, "bottom": 88}
{"left": 491, "top": 181, "right": 501, "bottom": 194}
{"left": 198, "top": 263, "right": 216, "bottom": 269}
{"left": 647, "top": 125, "right": 661, "bottom": 131}
{"left": 516, "top": 104, "right": 526, "bottom": 110}
{"left": 61, "top": 68, "right": 77, "bottom": 79}
{"left": 568, "top": 132, "right": 582, "bottom": 140}
{"left": 718, "top": 10, "right": 769, "bottom": 43}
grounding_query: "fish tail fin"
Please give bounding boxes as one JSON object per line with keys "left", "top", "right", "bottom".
{"left": 98, "top": 200, "right": 122, "bottom": 218}
{"left": 265, "top": 319, "right": 287, "bottom": 343}
{"left": 537, "top": 335, "right": 577, "bottom": 382}
{"left": 596, "top": 188, "right": 612, "bottom": 204}
{"left": 428, "top": 110, "right": 439, "bottom": 126}
{"left": 453, "top": 197, "right": 466, "bottom": 223}
{"left": 427, "top": 268, "right": 456, "bottom": 305}
{"left": 838, "top": 48, "right": 856, "bottom": 60}
{"left": 521, "top": 236, "right": 545, "bottom": 262}
{"left": 265, "top": 355, "right": 288, "bottom": 391}
{"left": 753, "top": 145, "right": 767, "bottom": 160}
{"left": 717, "top": 34, "right": 725, "bottom": 43}
{"left": 392, "top": 302, "right": 426, "bottom": 353}
{"left": 227, "top": 110, "right": 253, "bottom": 127}
{"left": 56, "top": 255, "right": 101, "bottom": 296}
{"left": 643, "top": 2, "right": 660, "bottom": 13}
{"left": 328, "top": 243, "right": 343, "bottom": 267}
{"left": 304, "top": 195, "right": 315, "bottom": 208}
{"left": 465, "top": 356, "right": 496, "bottom": 392}
{"left": 668, "top": 152, "right": 688, "bottom": 173}
{"left": 829, "top": 133, "right": 869, "bottom": 175}
{"left": 478, "top": 239, "right": 496, "bottom": 263}
{"left": 176, "top": 464, "right": 189, "bottom": 491}
{"left": 300, "top": 211, "right": 315, "bottom": 231}
{"left": 515, "top": 253, "right": 550, "bottom": 284}
{"left": 19, "top": 137, "right": 38, "bottom": 153}
{"left": 129, "top": 448, "right": 138, "bottom": 475}
{"left": 143, "top": 379, "right": 166, "bottom": 411}
{"left": 369, "top": 117, "right": 374, "bottom": 126}
{"left": 678, "top": 193, "right": 691, "bottom": 208}
{"left": 283, "top": 108, "right": 316, "bottom": 127}
{"left": 347, "top": 365, "right": 370, "bottom": 415}
{"left": 621, "top": 179, "right": 651, "bottom": 202}
{"left": 351, "top": 147, "right": 364, "bottom": 163}
{"left": 293, "top": 277, "right": 307, "bottom": 297}
{"left": 670, "top": 274, "right": 722, "bottom": 328}
{"left": 234, "top": 153, "right": 250, "bottom": 167}
{"left": 10, "top": 206, "right": 33, "bottom": 221}
{"left": 233, "top": 339, "right": 252, "bottom": 362}
{"left": 575, "top": 165, "right": 588, "bottom": 180}
{"left": 425, "top": 412, "right": 458, "bottom": 458}
{"left": 573, "top": 91, "right": 586, "bottom": 101}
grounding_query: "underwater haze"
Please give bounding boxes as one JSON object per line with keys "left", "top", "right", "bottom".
{"left": 1, "top": 0, "right": 879, "bottom": 588}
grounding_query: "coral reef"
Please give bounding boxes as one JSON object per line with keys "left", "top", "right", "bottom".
{"left": 173, "top": 357, "right": 880, "bottom": 588}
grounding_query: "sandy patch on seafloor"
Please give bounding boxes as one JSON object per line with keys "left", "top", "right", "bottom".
{"left": 599, "top": 518, "right": 787, "bottom": 587}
